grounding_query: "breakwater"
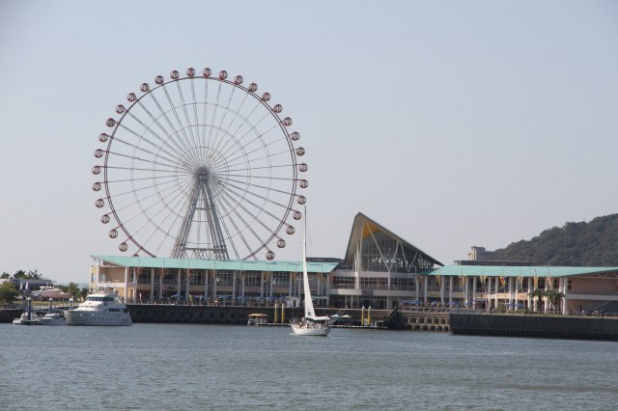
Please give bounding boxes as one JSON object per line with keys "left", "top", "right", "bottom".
{"left": 0, "top": 308, "right": 22, "bottom": 323}
{"left": 450, "top": 313, "right": 618, "bottom": 341}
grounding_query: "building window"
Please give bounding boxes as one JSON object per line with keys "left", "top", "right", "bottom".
{"left": 273, "top": 273, "right": 289, "bottom": 288}
{"left": 333, "top": 276, "right": 355, "bottom": 289}
{"left": 216, "top": 271, "right": 234, "bottom": 286}
{"left": 190, "top": 270, "right": 204, "bottom": 285}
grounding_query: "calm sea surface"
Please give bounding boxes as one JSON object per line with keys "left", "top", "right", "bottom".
{"left": 1, "top": 323, "right": 616, "bottom": 410}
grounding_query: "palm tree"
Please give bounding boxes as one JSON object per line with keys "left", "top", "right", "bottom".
{"left": 530, "top": 288, "right": 545, "bottom": 312}
{"left": 545, "top": 289, "right": 565, "bottom": 313}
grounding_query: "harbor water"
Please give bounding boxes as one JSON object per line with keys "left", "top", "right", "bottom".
{"left": 1, "top": 323, "right": 617, "bottom": 410}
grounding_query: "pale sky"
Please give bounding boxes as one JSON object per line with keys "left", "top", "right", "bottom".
{"left": 1, "top": 0, "right": 617, "bottom": 284}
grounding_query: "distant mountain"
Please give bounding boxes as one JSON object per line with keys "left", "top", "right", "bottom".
{"left": 491, "top": 214, "right": 618, "bottom": 266}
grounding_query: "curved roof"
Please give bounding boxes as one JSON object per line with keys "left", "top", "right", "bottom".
{"left": 342, "top": 212, "right": 442, "bottom": 266}
{"left": 91, "top": 255, "right": 338, "bottom": 274}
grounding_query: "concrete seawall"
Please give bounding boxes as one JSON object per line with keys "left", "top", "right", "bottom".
{"left": 450, "top": 313, "right": 618, "bottom": 341}
{"left": 126, "top": 304, "right": 307, "bottom": 325}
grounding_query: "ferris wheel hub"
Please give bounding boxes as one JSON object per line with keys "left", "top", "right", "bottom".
{"left": 197, "top": 167, "right": 210, "bottom": 181}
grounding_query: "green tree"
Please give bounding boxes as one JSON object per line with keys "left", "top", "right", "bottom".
{"left": 1, "top": 272, "right": 10, "bottom": 279}
{"left": 27, "top": 270, "right": 41, "bottom": 279}
{"left": 0, "top": 282, "right": 18, "bottom": 304}
{"left": 13, "top": 270, "right": 27, "bottom": 279}
{"left": 60, "top": 282, "right": 80, "bottom": 297}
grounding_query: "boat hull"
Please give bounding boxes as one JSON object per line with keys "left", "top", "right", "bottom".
{"left": 41, "top": 313, "right": 67, "bottom": 326}
{"left": 64, "top": 310, "right": 132, "bottom": 326}
{"left": 290, "top": 323, "right": 330, "bottom": 336}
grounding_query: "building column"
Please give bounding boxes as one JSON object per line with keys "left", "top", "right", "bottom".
{"left": 212, "top": 272, "right": 217, "bottom": 302}
{"left": 177, "top": 269, "right": 182, "bottom": 296}
{"left": 527, "top": 278, "right": 533, "bottom": 310}
{"left": 204, "top": 270, "right": 210, "bottom": 303}
{"left": 415, "top": 275, "right": 420, "bottom": 302}
{"left": 232, "top": 271, "right": 237, "bottom": 300}
{"left": 561, "top": 278, "right": 568, "bottom": 315}
{"left": 185, "top": 269, "right": 190, "bottom": 300}
{"left": 260, "top": 272, "right": 265, "bottom": 298}
{"left": 464, "top": 277, "right": 469, "bottom": 305}
{"left": 423, "top": 276, "right": 428, "bottom": 305}
{"left": 150, "top": 268, "right": 155, "bottom": 302}
{"left": 487, "top": 278, "right": 492, "bottom": 312}
{"left": 472, "top": 276, "right": 477, "bottom": 307}
{"left": 240, "top": 273, "right": 245, "bottom": 298}
{"left": 440, "top": 276, "right": 445, "bottom": 305}
{"left": 449, "top": 276, "right": 453, "bottom": 304}
{"left": 123, "top": 267, "right": 129, "bottom": 301}
{"left": 494, "top": 277, "right": 499, "bottom": 309}
{"left": 507, "top": 278, "right": 513, "bottom": 310}
{"left": 543, "top": 278, "right": 549, "bottom": 314}
{"left": 157, "top": 270, "right": 164, "bottom": 300}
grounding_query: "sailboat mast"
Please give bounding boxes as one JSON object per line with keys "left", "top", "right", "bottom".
{"left": 302, "top": 208, "right": 316, "bottom": 319}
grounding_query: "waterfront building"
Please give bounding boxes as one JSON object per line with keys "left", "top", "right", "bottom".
{"left": 90, "top": 213, "right": 618, "bottom": 315}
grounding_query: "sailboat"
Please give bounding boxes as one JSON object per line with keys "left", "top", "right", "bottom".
{"left": 290, "top": 210, "right": 331, "bottom": 337}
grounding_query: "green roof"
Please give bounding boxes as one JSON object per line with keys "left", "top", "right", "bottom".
{"left": 91, "top": 255, "right": 338, "bottom": 274}
{"left": 422, "top": 265, "right": 618, "bottom": 278}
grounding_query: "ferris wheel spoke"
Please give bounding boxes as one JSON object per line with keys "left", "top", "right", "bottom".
{"left": 174, "top": 81, "right": 201, "bottom": 161}
{"left": 216, "top": 113, "right": 270, "bottom": 162}
{"left": 222, "top": 178, "right": 294, "bottom": 215}
{"left": 223, "top": 147, "right": 293, "bottom": 174}
{"left": 213, "top": 191, "right": 268, "bottom": 260}
{"left": 212, "top": 192, "right": 257, "bottom": 259}
{"left": 209, "top": 87, "right": 237, "bottom": 153}
{"left": 226, "top": 174, "right": 295, "bottom": 190}
{"left": 114, "top": 119, "right": 193, "bottom": 169}
{"left": 204, "top": 194, "right": 243, "bottom": 259}
{"left": 125, "top": 183, "right": 190, "bottom": 257}
{"left": 107, "top": 175, "right": 190, "bottom": 215}
{"left": 220, "top": 181, "right": 293, "bottom": 228}
{"left": 160, "top": 84, "right": 202, "bottom": 167}
{"left": 218, "top": 125, "right": 284, "bottom": 169}
{"left": 205, "top": 82, "right": 223, "bottom": 151}
{"left": 126, "top": 102, "right": 190, "bottom": 165}
{"left": 210, "top": 87, "right": 253, "bottom": 157}
{"left": 199, "top": 79, "right": 211, "bottom": 165}
{"left": 104, "top": 165, "right": 181, "bottom": 174}
{"left": 107, "top": 149, "right": 187, "bottom": 173}
{"left": 144, "top": 91, "right": 201, "bottom": 167}
{"left": 110, "top": 132, "right": 189, "bottom": 170}
{"left": 190, "top": 78, "right": 203, "bottom": 156}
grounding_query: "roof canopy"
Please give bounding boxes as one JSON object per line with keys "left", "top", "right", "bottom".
{"left": 91, "top": 255, "right": 338, "bottom": 274}
{"left": 423, "top": 265, "right": 618, "bottom": 278}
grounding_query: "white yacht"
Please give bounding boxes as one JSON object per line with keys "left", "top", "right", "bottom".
{"left": 64, "top": 291, "right": 132, "bottom": 326}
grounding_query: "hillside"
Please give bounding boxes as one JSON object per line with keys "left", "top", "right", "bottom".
{"left": 490, "top": 214, "right": 618, "bottom": 266}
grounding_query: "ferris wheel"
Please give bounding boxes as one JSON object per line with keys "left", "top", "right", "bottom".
{"left": 92, "top": 67, "right": 308, "bottom": 261}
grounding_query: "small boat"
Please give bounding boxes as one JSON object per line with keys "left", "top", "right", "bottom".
{"left": 64, "top": 290, "right": 132, "bottom": 326}
{"left": 40, "top": 312, "right": 67, "bottom": 326}
{"left": 12, "top": 298, "right": 42, "bottom": 325}
{"left": 247, "top": 313, "right": 268, "bottom": 326}
{"left": 290, "top": 209, "right": 331, "bottom": 337}
{"left": 12, "top": 312, "right": 43, "bottom": 325}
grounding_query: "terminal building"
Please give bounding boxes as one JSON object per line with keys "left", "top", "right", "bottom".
{"left": 90, "top": 213, "right": 618, "bottom": 315}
